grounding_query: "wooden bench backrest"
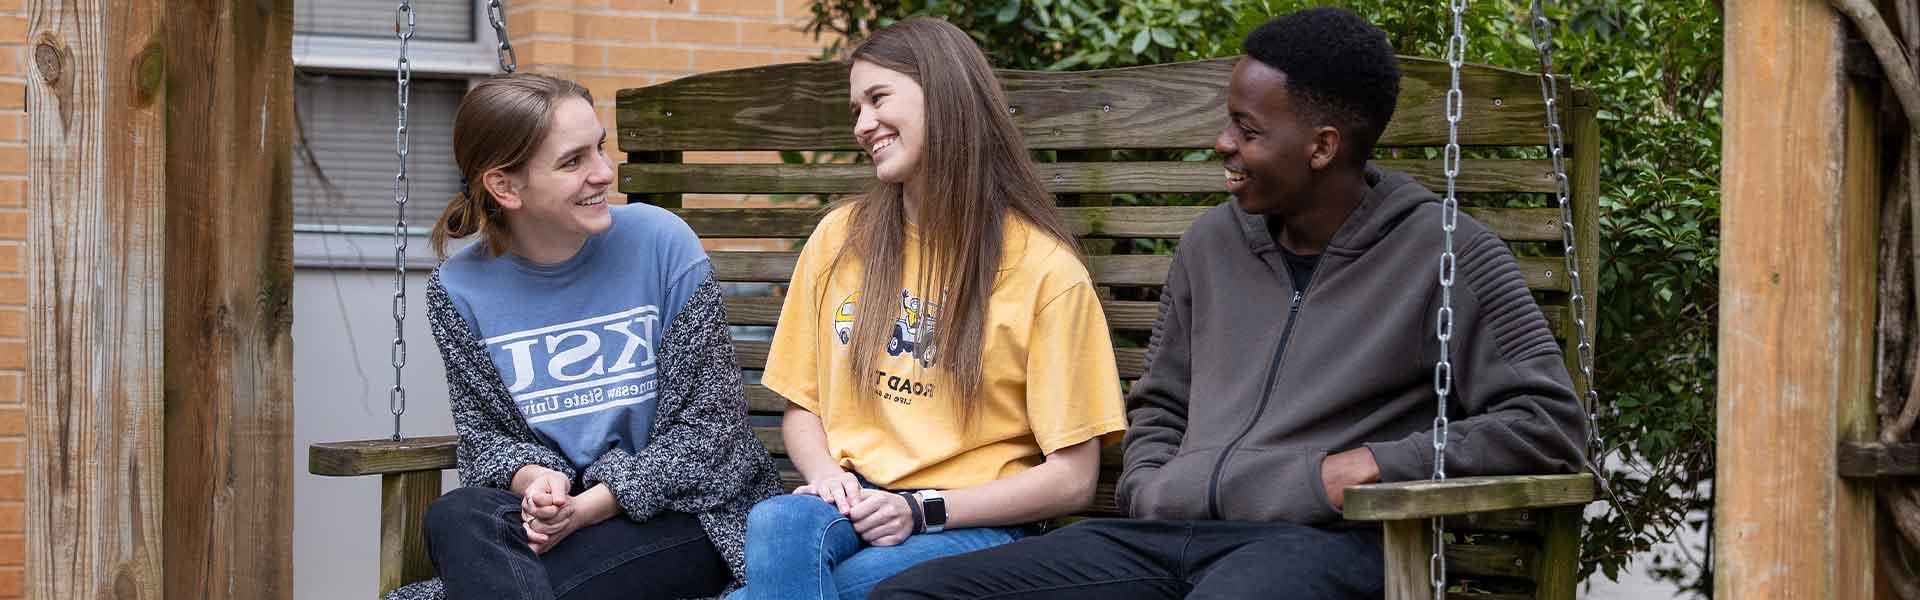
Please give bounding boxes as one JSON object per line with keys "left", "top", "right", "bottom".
{"left": 614, "top": 57, "right": 1599, "bottom": 599}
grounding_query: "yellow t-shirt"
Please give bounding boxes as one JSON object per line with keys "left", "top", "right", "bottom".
{"left": 761, "top": 205, "right": 1128, "bottom": 490}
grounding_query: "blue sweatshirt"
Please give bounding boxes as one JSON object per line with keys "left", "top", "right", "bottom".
{"left": 436, "top": 203, "right": 711, "bottom": 471}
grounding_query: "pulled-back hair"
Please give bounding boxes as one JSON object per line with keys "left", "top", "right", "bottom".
{"left": 836, "top": 17, "right": 1078, "bottom": 420}
{"left": 1244, "top": 8, "right": 1401, "bottom": 164}
{"left": 430, "top": 73, "right": 594, "bottom": 259}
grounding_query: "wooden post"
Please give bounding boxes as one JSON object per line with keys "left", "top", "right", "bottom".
{"left": 1719, "top": 1, "right": 1880, "bottom": 598}
{"left": 380, "top": 472, "right": 442, "bottom": 596}
{"left": 161, "top": 2, "right": 296, "bottom": 599}
{"left": 1381, "top": 519, "right": 1434, "bottom": 600}
{"left": 27, "top": 1, "right": 296, "bottom": 598}
{"left": 26, "top": 0, "right": 169, "bottom": 598}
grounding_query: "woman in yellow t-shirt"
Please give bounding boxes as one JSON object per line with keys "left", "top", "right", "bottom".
{"left": 726, "top": 17, "right": 1128, "bottom": 600}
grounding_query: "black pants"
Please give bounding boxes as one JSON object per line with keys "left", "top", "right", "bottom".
{"left": 870, "top": 519, "right": 1385, "bottom": 600}
{"left": 424, "top": 486, "right": 729, "bottom": 600}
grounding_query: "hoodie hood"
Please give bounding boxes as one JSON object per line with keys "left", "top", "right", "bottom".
{"left": 1233, "top": 164, "right": 1437, "bottom": 256}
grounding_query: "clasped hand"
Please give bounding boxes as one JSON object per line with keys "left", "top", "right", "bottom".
{"left": 794, "top": 471, "right": 915, "bottom": 547}
{"left": 519, "top": 467, "right": 579, "bottom": 554}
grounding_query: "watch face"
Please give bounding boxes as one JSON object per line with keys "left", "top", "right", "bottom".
{"left": 923, "top": 497, "right": 947, "bottom": 525}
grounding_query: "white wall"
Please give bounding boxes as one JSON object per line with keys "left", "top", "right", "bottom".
{"left": 292, "top": 231, "right": 460, "bottom": 600}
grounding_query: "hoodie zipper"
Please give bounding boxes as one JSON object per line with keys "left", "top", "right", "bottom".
{"left": 1205, "top": 287, "right": 1304, "bottom": 520}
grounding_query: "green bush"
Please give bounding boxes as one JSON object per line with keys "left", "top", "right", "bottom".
{"left": 805, "top": 1, "right": 1722, "bottom": 595}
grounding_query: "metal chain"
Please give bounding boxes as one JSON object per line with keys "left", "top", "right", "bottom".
{"left": 1431, "top": 0, "right": 1469, "bottom": 596}
{"left": 390, "top": 1, "right": 416, "bottom": 441}
{"left": 1529, "top": 0, "right": 1603, "bottom": 465}
{"left": 487, "top": 0, "right": 518, "bottom": 73}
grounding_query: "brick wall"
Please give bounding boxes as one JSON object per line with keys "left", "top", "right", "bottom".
{"left": 0, "top": 0, "right": 23, "bottom": 595}
{"left": 506, "top": 0, "right": 825, "bottom": 164}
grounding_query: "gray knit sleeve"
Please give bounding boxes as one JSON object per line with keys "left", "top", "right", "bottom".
{"left": 581, "top": 274, "right": 782, "bottom": 521}
{"left": 426, "top": 273, "right": 576, "bottom": 489}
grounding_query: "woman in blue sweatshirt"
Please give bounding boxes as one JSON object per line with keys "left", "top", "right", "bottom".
{"left": 382, "top": 73, "right": 781, "bottom": 600}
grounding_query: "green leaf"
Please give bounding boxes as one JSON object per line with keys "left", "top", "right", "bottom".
{"left": 1151, "top": 27, "right": 1175, "bottom": 48}
{"left": 996, "top": 1, "right": 1020, "bottom": 24}
{"left": 1131, "top": 29, "right": 1151, "bottom": 54}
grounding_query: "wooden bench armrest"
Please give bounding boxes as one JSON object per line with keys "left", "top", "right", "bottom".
{"left": 309, "top": 436, "right": 458, "bottom": 476}
{"left": 1344, "top": 473, "right": 1595, "bottom": 521}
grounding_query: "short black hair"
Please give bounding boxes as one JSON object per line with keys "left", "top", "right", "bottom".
{"left": 1243, "top": 8, "right": 1401, "bottom": 163}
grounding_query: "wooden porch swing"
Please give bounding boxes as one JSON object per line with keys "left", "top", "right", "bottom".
{"left": 310, "top": 2, "right": 1603, "bottom": 598}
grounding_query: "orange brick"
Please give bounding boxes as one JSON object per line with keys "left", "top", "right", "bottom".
{"left": 656, "top": 18, "right": 736, "bottom": 45}
{"left": 696, "top": 0, "right": 779, "bottom": 18}
{"left": 0, "top": 408, "right": 18, "bottom": 437}
{"left": 780, "top": 0, "right": 812, "bottom": 20}
{"left": 0, "top": 534, "right": 21, "bottom": 566}
{"left": 578, "top": 75, "right": 653, "bottom": 108}
{"left": 582, "top": 15, "right": 654, "bottom": 42}
{"left": 0, "top": 113, "right": 20, "bottom": 142}
{"left": 745, "top": 21, "right": 821, "bottom": 50}
{"left": 609, "top": 0, "right": 689, "bottom": 11}
{"left": 0, "top": 309, "right": 21, "bottom": 339}
{"left": 0, "top": 374, "right": 18, "bottom": 406}
{"left": 522, "top": 7, "right": 575, "bottom": 36}
{"left": 0, "top": 210, "right": 21, "bottom": 240}
{"left": 0, "top": 441, "right": 19, "bottom": 471}
{"left": 0, "top": 82, "right": 18, "bottom": 111}
{"left": 0, "top": 242, "right": 20, "bottom": 274}
{"left": 692, "top": 49, "right": 775, "bottom": 71}
{"left": 0, "top": 504, "right": 21, "bottom": 534}
{"left": 0, "top": 17, "right": 23, "bottom": 42}
{"left": 0, "top": 46, "right": 19, "bottom": 77}
{"left": 0, "top": 0, "right": 21, "bottom": 13}
{"left": 0, "top": 476, "right": 17, "bottom": 504}
{"left": 521, "top": 40, "right": 581, "bottom": 69}
{"left": 0, "top": 341, "right": 21, "bottom": 370}
{"left": 0, "top": 276, "right": 23, "bottom": 304}
{"left": 0, "top": 565, "right": 20, "bottom": 597}
{"left": 0, "top": 146, "right": 21, "bottom": 174}
{"left": 606, "top": 46, "right": 690, "bottom": 71}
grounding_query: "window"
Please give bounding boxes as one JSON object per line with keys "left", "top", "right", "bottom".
{"left": 292, "top": 0, "right": 497, "bottom": 267}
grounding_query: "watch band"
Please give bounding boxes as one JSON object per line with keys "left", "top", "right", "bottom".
{"left": 895, "top": 491, "right": 926, "bottom": 535}
{"left": 914, "top": 489, "right": 947, "bottom": 534}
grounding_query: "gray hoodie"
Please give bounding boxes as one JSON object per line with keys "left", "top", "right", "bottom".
{"left": 1117, "top": 166, "right": 1588, "bottom": 526}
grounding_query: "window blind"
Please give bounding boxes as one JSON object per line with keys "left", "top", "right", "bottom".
{"left": 293, "top": 72, "right": 464, "bottom": 232}
{"left": 295, "top": 0, "right": 476, "bottom": 42}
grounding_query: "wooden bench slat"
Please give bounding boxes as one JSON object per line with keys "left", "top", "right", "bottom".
{"left": 1447, "top": 539, "right": 1538, "bottom": 580}
{"left": 673, "top": 204, "right": 1563, "bottom": 242}
{"left": 712, "top": 251, "right": 1570, "bottom": 291}
{"left": 623, "top": 159, "right": 1560, "bottom": 197}
{"left": 1838, "top": 441, "right": 1920, "bottom": 479}
{"left": 1344, "top": 474, "right": 1596, "bottom": 521}
{"left": 619, "top": 58, "right": 1563, "bottom": 151}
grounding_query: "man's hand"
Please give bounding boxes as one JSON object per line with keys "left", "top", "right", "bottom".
{"left": 1320, "top": 447, "right": 1381, "bottom": 510}
{"left": 847, "top": 489, "right": 915, "bottom": 547}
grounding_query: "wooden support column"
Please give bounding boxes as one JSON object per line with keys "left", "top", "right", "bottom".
{"left": 162, "top": 2, "right": 296, "bottom": 599}
{"left": 1719, "top": 1, "right": 1880, "bottom": 598}
{"left": 26, "top": 0, "right": 169, "bottom": 597}
{"left": 26, "top": 1, "right": 295, "bottom": 598}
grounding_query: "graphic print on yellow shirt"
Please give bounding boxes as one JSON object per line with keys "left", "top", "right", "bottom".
{"left": 762, "top": 206, "right": 1129, "bottom": 491}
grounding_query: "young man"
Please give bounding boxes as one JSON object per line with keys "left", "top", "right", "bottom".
{"left": 869, "top": 8, "right": 1588, "bottom": 599}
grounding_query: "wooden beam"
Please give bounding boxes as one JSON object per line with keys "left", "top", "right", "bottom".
{"left": 1838, "top": 442, "right": 1920, "bottom": 479}
{"left": 160, "top": 2, "right": 296, "bottom": 599}
{"left": 380, "top": 472, "right": 442, "bottom": 596}
{"left": 310, "top": 436, "right": 459, "bottom": 477}
{"left": 26, "top": 0, "right": 168, "bottom": 597}
{"left": 1381, "top": 520, "right": 1434, "bottom": 600}
{"left": 1343, "top": 474, "right": 1596, "bottom": 521}
{"left": 1719, "top": 1, "right": 1879, "bottom": 597}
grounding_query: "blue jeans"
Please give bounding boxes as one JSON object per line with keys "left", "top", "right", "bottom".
{"left": 730, "top": 493, "right": 1029, "bottom": 600}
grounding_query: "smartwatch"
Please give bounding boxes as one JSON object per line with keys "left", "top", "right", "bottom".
{"left": 913, "top": 489, "right": 948, "bottom": 534}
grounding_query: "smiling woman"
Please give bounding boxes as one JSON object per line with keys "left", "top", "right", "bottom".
{"left": 729, "top": 17, "right": 1130, "bottom": 600}
{"left": 382, "top": 72, "right": 784, "bottom": 600}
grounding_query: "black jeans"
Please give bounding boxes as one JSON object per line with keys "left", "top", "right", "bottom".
{"left": 870, "top": 519, "right": 1385, "bottom": 600}
{"left": 424, "top": 486, "right": 729, "bottom": 600}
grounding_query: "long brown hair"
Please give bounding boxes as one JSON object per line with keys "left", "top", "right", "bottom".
{"left": 835, "top": 17, "right": 1078, "bottom": 417}
{"left": 430, "top": 73, "right": 595, "bottom": 259}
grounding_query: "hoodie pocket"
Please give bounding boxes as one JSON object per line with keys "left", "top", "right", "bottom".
{"left": 1214, "top": 447, "right": 1343, "bottom": 525}
{"left": 1122, "top": 447, "right": 1221, "bottom": 520}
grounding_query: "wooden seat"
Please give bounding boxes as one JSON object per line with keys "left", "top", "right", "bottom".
{"left": 312, "top": 56, "right": 1600, "bottom": 599}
